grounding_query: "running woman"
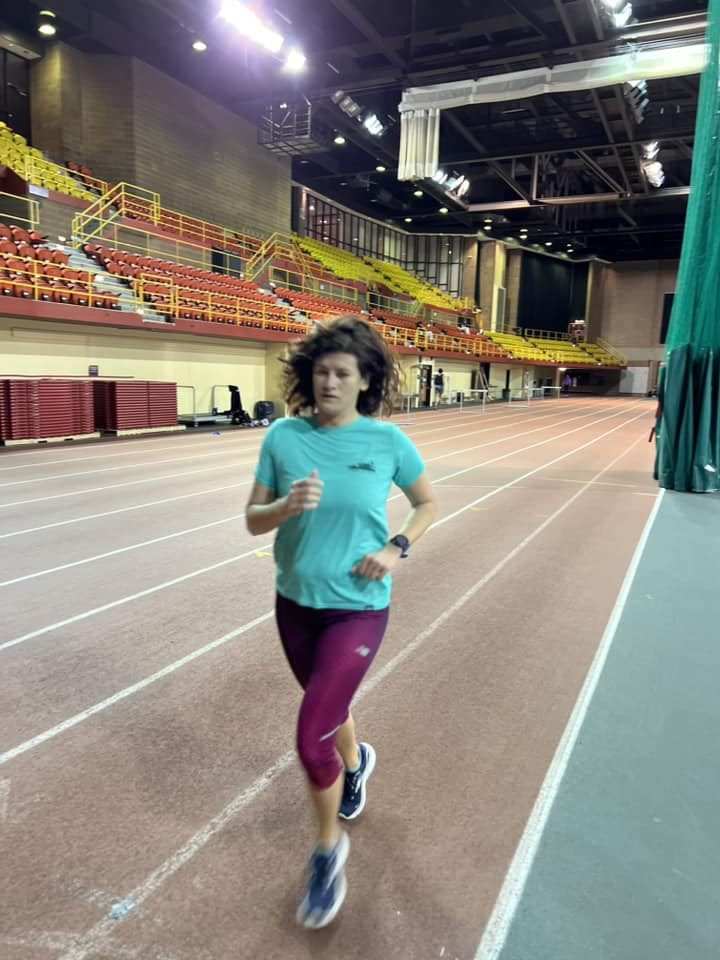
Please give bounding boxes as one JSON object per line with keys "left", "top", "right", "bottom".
{"left": 246, "top": 315, "right": 437, "bottom": 929}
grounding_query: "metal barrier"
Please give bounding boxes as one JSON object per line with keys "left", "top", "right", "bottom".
{"left": 0, "top": 191, "right": 39, "bottom": 230}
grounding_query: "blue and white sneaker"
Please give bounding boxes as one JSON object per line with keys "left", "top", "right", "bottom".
{"left": 339, "top": 742, "right": 376, "bottom": 821}
{"left": 296, "top": 831, "right": 350, "bottom": 929}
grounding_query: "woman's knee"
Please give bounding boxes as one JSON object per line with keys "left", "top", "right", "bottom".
{"left": 297, "top": 724, "right": 343, "bottom": 789}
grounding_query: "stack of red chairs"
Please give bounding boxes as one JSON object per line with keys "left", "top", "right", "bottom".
{"left": 0, "top": 224, "right": 119, "bottom": 309}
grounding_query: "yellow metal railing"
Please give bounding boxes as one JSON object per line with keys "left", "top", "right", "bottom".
{"left": 0, "top": 192, "right": 39, "bottom": 230}
{"left": 0, "top": 257, "right": 116, "bottom": 308}
{"left": 131, "top": 273, "right": 311, "bottom": 333}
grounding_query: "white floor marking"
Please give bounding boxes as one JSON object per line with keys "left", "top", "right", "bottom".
{"left": 0, "top": 611, "right": 274, "bottom": 767}
{"left": 0, "top": 446, "right": 257, "bottom": 488}
{"left": 0, "top": 481, "right": 248, "bottom": 539}
{"left": 2, "top": 407, "right": 646, "bottom": 650}
{"left": 0, "top": 459, "right": 254, "bottom": 510}
{"left": 0, "top": 513, "right": 247, "bottom": 588}
{"left": 49, "top": 431, "right": 650, "bottom": 960}
{"left": 473, "top": 488, "right": 664, "bottom": 960}
{"left": 0, "top": 542, "right": 270, "bottom": 654}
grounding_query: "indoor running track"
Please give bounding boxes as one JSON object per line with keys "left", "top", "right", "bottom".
{"left": 0, "top": 396, "right": 657, "bottom": 960}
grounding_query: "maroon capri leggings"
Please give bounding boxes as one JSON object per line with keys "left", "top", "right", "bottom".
{"left": 275, "top": 593, "right": 390, "bottom": 789}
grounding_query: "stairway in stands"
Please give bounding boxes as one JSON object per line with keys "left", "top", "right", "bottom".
{"left": 50, "top": 243, "right": 167, "bottom": 322}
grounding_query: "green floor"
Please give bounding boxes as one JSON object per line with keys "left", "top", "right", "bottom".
{"left": 495, "top": 491, "right": 720, "bottom": 960}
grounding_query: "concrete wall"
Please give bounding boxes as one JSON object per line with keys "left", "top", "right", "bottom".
{"left": 131, "top": 60, "right": 290, "bottom": 238}
{"left": 589, "top": 259, "right": 678, "bottom": 357}
{"left": 0, "top": 317, "right": 268, "bottom": 417}
{"left": 30, "top": 44, "right": 291, "bottom": 239}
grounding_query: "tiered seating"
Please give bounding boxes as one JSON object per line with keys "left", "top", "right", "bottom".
{"left": 0, "top": 123, "right": 99, "bottom": 201}
{"left": 583, "top": 343, "right": 621, "bottom": 365}
{"left": 0, "top": 223, "right": 119, "bottom": 309}
{"left": 367, "top": 258, "right": 465, "bottom": 311}
{"left": 528, "top": 337, "right": 595, "bottom": 364}
{"left": 274, "top": 288, "right": 357, "bottom": 320}
{"left": 488, "top": 333, "right": 554, "bottom": 362}
{"left": 297, "top": 237, "right": 386, "bottom": 287}
{"left": 82, "top": 244, "right": 307, "bottom": 332}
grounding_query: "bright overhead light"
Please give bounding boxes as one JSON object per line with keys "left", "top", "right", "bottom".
{"left": 376, "top": 164, "right": 387, "bottom": 172}
{"left": 432, "top": 169, "right": 449, "bottom": 185}
{"left": 545, "top": 241, "right": 553, "bottom": 247}
{"left": 333, "top": 133, "right": 346, "bottom": 145}
{"left": 642, "top": 140, "right": 660, "bottom": 159}
{"left": 38, "top": 11, "right": 57, "bottom": 37}
{"left": 192, "top": 39, "right": 208, "bottom": 52}
{"left": 600, "top": 0, "right": 628, "bottom": 9}
{"left": 404, "top": 217, "right": 413, "bottom": 223}
{"left": 283, "top": 47, "right": 306, "bottom": 72}
{"left": 220, "top": 0, "right": 284, "bottom": 53}
{"left": 439, "top": 206, "right": 449, "bottom": 214}
{"left": 413, "top": 189, "right": 423, "bottom": 197}
{"left": 362, "top": 113, "right": 385, "bottom": 136}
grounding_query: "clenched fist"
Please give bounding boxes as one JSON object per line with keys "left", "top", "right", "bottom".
{"left": 285, "top": 469, "right": 324, "bottom": 518}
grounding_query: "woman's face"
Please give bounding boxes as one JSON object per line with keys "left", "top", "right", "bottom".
{"left": 313, "top": 352, "right": 370, "bottom": 423}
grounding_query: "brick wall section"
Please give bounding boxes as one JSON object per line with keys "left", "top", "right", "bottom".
{"left": 131, "top": 60, "right": 290, "bottom": 238}
{"left": 505, "top": 249, "right": 522, "bottom": 329}
{"left": 78, "top": 56, "right": 136, "bottom": 185}
{"left": 30, "top": 44, "right": 64, "bottom": 160}
{"left": 593, "top": 260, "right": 678, "bottom": 349}
{"left": 30, "top": 45, "right": 290, "bottom": 240}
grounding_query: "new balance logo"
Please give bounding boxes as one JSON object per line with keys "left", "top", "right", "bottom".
{"left": 349, "top": 462, "right": 376, "bottom": 472}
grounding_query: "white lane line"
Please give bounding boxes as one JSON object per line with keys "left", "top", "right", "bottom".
{"left": 433, "top": 409, "right": 649, "bottom": 528}
{"left": 48, "top": 432, "right": 649, "bottom": 960}
{"left": 0, "top": 407, "right": 605, "bottom": 586}
{"left": 424, "top": 401, "right": 639, "bottom": 465}
{"left": 0, "top": 408, "right": 649, "bottom": 767}
{"left": 0, "top": 609, "right": 275, "bottom": 767}
{"left": 1, "top": 407, "right": 647, "bottom": 651}
{"left": 474, "top": 487, "right": 664, "bottom": 960}
{"left": 0, "top": 460, "right": 254, "bottom": 510}
{"left": 0, "top": 447, "right": 257, "bottom": 488}
{"left": 0, "top": 514, "right": 247, "bottom": 588}
{"left": 0, "top": 543, "right": 270, "bottom": 654}
{"left": 0, "top": 481, "right": 248, "bottom": 540}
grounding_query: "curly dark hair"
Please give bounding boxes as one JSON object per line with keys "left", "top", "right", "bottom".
{"left": 283, "top": 315, "right": 401, "bottom": 417}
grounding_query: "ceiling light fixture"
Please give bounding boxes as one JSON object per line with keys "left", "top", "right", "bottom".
{"left": 192, "top": 39, "right": 208, "bottom": 52}
{"left": 220, "top": 0, "right": 284, "bottom": 53}
{"left": 439, "top": 206, "right": 449, "bottom": 214}
{"left": 283, "top": 47, "right": 306, "bottom": 72}
{"left": 404, "top": 217, "right": 413, "bottom": 223}
{"left": 38, "top": 10, "right": 57, "bottom": 36}
{"left": 413, "top": 189, "right": 423, "bottom": 197}
{"left": 334, "top": 133, "right": 346, "bottom": 145}
{"left": 363, "top": 113, "right": 384, "bottom": 136}
{"left": 545, "top": 241, "right": 553, "bottom": 247}
{"left": 376, "top": 164, "right": 387, "bottom": 173}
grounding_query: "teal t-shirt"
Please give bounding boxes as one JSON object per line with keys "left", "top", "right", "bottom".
{"left": 255, "top": 415, "right": 425, "bottom": 610}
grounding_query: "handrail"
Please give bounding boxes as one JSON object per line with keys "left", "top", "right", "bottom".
{"left": 596, "top": 337, "right": 628, "bottom": 365}
{"left": 0, "top": 192, "right": 39, "bottom": 230}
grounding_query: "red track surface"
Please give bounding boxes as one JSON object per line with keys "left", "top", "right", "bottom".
{"left": 0, "top": 397, "right": 657, "bottom": 960}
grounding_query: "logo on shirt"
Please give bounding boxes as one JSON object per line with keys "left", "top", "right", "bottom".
{"left": 349, "top": 461, "right": 376, "bottom": 472}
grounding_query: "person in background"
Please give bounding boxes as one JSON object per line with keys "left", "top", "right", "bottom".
{"left": 433, "top": 367, "right": 445, "bottom": 407}
{"left": 245, "top": 316, "right": 437, "bottom": 929}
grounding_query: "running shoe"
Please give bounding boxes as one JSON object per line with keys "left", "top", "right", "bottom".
{"left": 339, "top": 742, "right": 376, "bottom": 821}
{"left": 296, "top": 831, "right": 350, "bottom": 929}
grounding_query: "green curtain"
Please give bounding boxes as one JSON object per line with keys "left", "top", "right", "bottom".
{"left": 655, "top": 0, "right": 720, "bottom": 492}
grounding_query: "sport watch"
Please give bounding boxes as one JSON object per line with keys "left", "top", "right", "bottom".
{"left": 389, "top": 534, "right": 410, "bottom": 558}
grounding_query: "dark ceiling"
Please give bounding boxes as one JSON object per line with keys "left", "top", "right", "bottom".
{"left": 9, "top": 0, "right": 709, "bottom": 261}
